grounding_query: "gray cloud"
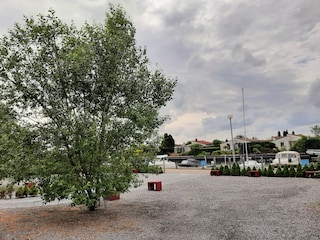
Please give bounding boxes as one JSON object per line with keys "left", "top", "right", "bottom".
{"left": 1, "top": 0, "right": 320, "bottom": 143}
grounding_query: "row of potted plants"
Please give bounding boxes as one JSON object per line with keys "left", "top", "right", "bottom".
{"left": 0, "top": 183, "right": 40, "bottom": 199}
{"left": 212, "top": 162, "right": 319, "bottom": 177}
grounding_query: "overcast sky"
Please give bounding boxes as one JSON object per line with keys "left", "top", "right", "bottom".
{"left": 1, "top": 0, "right": 320, "bottom": 144}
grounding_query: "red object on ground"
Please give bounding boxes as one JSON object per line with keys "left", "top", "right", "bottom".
{"left": 148, "top": 181, "right": 162, "bottom": 191}
{"left": 248, "top": 170, "right": 260, "bottom": 177}
{"left": 304, "top": 170, "right": 316, "bottom": 178}
{"left": 210, "top": 170, "right": 221, "bottom": 176}
{"left": 108, "top": 194, "right": 120, "bottom": 201}
{"left": 132, "top": 168, "right": 138, "bottom": 173}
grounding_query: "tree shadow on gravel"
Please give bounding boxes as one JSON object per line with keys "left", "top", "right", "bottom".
{"left": 0, "top": 201, "right": 165, "bottom": 240}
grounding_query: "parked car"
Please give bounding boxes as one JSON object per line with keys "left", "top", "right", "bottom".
{"left": 179, "top": 159, "right": 200, "bottom": 167}
{"left": 238, "top": 160, "right": 263, "bottom": 169}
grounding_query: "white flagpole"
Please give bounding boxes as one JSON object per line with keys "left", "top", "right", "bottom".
{"left": 242, "top": 88, "right": 249, "bottom": 162}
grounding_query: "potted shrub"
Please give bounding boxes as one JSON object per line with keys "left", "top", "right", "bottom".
{"left": 16, "top": 186, "right": 29, "bottom": 198}
{"left": 0, "top": 187, "right": 6, "bottom": 199}
{"left": 289, "top": 165, "right": 296, "bottom": 177}
{"left": 29, "top": 186, "right": 39, "bottom": 197}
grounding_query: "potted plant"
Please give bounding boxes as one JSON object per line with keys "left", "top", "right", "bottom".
{"left": 15, "top": 186, "right": 29, "bottom": 198}
{"left": 29, "top": 186, "right": 39, "bottom": 197}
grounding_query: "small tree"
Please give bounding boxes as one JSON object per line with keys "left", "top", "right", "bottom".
{"left": 296, "top": 164, "right": 303, "bottom": 177}
{"left": 288, "top": 165, "right": 296, "bottom": 177}
{"left": 230, "top": 163, "right": 240, "bottom": 176}
{"left": 159, "top": 133, "right": 175, "bottom": 154}
{"left": 266, "top": 165, "right": 274, "bottom": 177}
{"left": 282, "top": 165, "right": 289, "bottom": 177}
{"left": 275, "top": 167, "right": 282, "bottom": 177}
{"left": 311, "top": 125, "right": 320, "bottom": 137}
{"left": 240, "top": 167, "right": 248, "bottom": 176}
{"left": 222, "top": 165, "right": 230, "bottom": 175}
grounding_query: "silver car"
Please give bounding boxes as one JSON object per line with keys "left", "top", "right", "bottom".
{"left": 179, "top": 158, "right": 200, "bottom": 167}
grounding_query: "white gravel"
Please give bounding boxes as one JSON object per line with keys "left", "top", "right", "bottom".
{"left": 1, "top": 171, "right": 320, "bottom": 240}
{"left": 102, "top": 172, "right": 320, "bottom": 240}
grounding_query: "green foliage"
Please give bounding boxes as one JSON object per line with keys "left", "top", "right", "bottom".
{"left": 230, "top": 163, "right": 240, "bottom": 176}
{"left": 311, "top": 125, "right": 320, "bottom": 137}
{"left": 222, "top": 165, "right": 230, "bottom": 175}
{"left": 266, "top": 165, "right": 275, "bottom": 177}
{"left": 0, "top": 188, "right": 5, "bottom": 199}
{"left": 16, "top": 186, "right": 29, "bottom": 198}
{"left": 302, "top": 164, "right": 309, "bottom": 173}
{"left": 0, "top": 6, "right": 176, "bottom": 210}
{"left": 29, "top": 186, "right": 39, "bottom": 196}
{"left": 289, "top": 165, "right": 296, "bottom": 177}
{"left": 275, "top": 167, "right": 282, "bottom": 177}
{"left": 261, "top": 168, "right": 267, "bottom": 176}
{"left": 159, "top": 133, "right": 175, "bottom": 154}
{"left": 295, "top": 164, "right": 303, "bottom": 177}
{"left": 308, "top": 164, "right": 315, "bottom": 170}
{"left": 291, "top": 136, "right": 320, "bottom": 152}
{"left": 219, "top": 165, "right": 224, "bottom": 174}
{"left": 240, "top": 167, "right": 248, "bottom": 176}
{"left": 282, "top": 165, "right": 289, "bottom": 177}
{"left": 212, "top": 139, "right": 222, "bottom": 148}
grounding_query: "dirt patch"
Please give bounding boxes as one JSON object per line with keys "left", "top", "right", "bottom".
{"left": 0, "top": 201, "right": 158, "bottom": 240}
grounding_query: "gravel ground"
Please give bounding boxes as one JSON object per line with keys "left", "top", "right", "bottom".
{"left": 1, "top": 169, "right": 320, "bottom": 240}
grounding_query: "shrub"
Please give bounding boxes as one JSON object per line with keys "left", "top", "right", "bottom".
{"left": 296, "top": 164, "right": 303, "bottom": 177}
{"left": 29, "top": 186, "right": 39, "bottom": 196}
{"left": 282, "top": 165, "right": 289, "bottom": 177}
{"left": 289, "top": 165, "right": 296, "bottom": 177}
{"left": 230, "top": 163, "right": 240, "bottom": 176}
{"left": 16, "top": 186, "right": 29, "bottom": 198}
{"left": 262, "top": 168, "right": 267, "bottom": 176}
{"left": 308, "top": 164, "right": 315, "bottom": 171}
{"left": 0, "top": 188, "right": 5, "bottom": 199}
{"left": 240, "top": 168, "right": 247, "bottom": 176}
{"left": 222, "top": 165, "right": 230, "bottom": 175}
{"left": 275, "top": 167, "right": 282, "bottom": 177}
{"left": 219, "top": 165, "right": 224, "bottom": 174}
{"left": 266, "top": 165, "right": 274, "bottom": 177}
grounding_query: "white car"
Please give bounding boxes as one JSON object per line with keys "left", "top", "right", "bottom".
{"left": 238, "top": 160, "right": 263, "bottom": 169}
{"left": 149, "top": 155, "right": 177, "bottom": 169}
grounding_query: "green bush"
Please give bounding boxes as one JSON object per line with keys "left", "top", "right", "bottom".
{"left": 261, "top": 168, "right": 267, "bottom": 176}
{"left": 0, "top": 188, "right": 5, "bottom": 199}
{"left": 266, "top": 165, "right": 274, "bottom": 177}
{"left": 296, "top": 164, "right": 303, "bottom": 177}
{"left": 222, "top": 165, "right": 230, "bottom": 175}
{"left": 308, "top": 164, "right": 315, "bottom": 171}
{"left": 289, "top": 165, "right": 296, "bottom": 177}
{"left": 240, "top": 168, "right": 248, "bottom": 176}
{"left": 282, "top": 165, "right": 289, "bottom": 177}
{"left": 219, "top": 165, "right": 224, "bottom": 174}
{"left": 16, "top": 186, "right": 29, "bottom": 198}
{"left": 230, "top": 163, "right": 240, "bottom": 176}
{"left": 29, "top": 186, "right": 39, "bottom": 196}
{"left": 275, "top": 167, "right": 282, "bottom": 177}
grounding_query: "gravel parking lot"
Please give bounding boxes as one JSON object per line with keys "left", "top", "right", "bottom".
{"left": 1, "top": 169, "right": 320, "bottom": 240}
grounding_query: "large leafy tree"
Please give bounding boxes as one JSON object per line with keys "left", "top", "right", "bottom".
{"left": 0, "top": 6, "right": 176, "bottom": 210}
